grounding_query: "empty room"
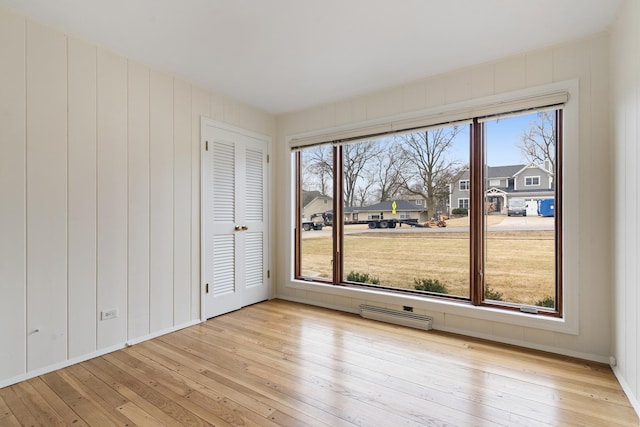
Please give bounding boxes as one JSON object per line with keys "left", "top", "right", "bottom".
{"left": 1, "top": 0, "right": 640, "bottom": 425}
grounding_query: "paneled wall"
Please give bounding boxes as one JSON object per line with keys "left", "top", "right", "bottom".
{"left": 0, "top": 7, "right": 275, "bottom": 386}
{"left": 610, "top": 0, "right": 640, "bottom": 413}
{"left": 276, "top": 34, "right": 612, "bottom": 362}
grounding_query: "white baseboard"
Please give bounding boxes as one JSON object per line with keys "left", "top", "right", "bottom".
{"left": 611, "top": 364, "right": 640, "bottom": 419}
{"left": 276, "top": 294, "right": 609, "bottom": 364}
{"left": 0, "top": 319, "right": 202, "bottom": 389}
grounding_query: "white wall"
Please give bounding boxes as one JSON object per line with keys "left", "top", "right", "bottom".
{"left": 0, "top": 7, "right": 275, "bottom": 386}
{"left": 275, "top": 34, "right": 612, "bottom": 362}
{"left": 610, "top": 0, "right": 640, "bottom": 414}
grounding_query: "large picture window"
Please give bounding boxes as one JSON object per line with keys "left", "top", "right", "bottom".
{"left": 293, "top": 106, "right": 563, "bottom": 317}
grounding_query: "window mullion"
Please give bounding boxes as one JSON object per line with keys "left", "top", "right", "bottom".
{"left": 555, "top": 109, "right": 564, "bottom": 315}
{"left": 470, "top": 119, "right": 484, "bottom": 305}
{"left": 294, "top": 151, "right": 302, "bottom": 278}
{"left": 333, "top": 145, "right": 344, "bottom": 284}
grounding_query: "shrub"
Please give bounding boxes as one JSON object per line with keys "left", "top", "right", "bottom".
{"left": 535, "top": 296, "right": 555, "bottom": 308}
{"left": 484, "top": 286, "right": 503, "bottom": 301}
{"left": 346, "top": 271, "right": 380, "bottom": 285}
{"left": 451, "top": 208, "right": 468, "bottom": 216}
{"left": 414, "top": 278, "right": 448, "bottom": 294}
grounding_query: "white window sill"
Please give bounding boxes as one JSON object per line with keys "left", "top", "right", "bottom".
{"left": 287, "top": 279, "right": 577, "bottom": 335}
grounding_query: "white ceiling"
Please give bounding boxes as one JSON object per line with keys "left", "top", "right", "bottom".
{"left": 0, "top": 0, "right": 621, "bottom": 114}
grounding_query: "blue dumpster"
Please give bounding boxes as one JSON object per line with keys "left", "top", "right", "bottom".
{"left": 537, "top": 199, "right": 555, "bottom": 217}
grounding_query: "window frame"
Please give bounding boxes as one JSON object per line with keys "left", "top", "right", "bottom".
{"left": 289, "top": 80, "right": 578, "bottom": 332}
{"left": 459, "top": 179, "right": 470, "bottom": 191}
{"left": 524, "top": 176, "right": 541, "bottom": 186}
{"left": 294, "top": 112, "right": 562, "bottom": 317}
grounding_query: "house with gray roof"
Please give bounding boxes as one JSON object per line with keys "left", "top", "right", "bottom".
{"left": 344, "top": 200, "right": 428, "bottom": 223}
{"left": 449, "top": 163, "right": 554, "bottom": 216}
{"left": 301, "top": 191, "right": 332, "bottom": 221}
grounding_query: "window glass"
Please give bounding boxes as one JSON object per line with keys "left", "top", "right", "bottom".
{"left": 293, "top": 106, "right": 562, "bottom": 316}
{"left": 297, "top": 146, "right": 333, "bottom": 280}
{"left": 483, "top": 112, "right": 557, "bottom": 309}
{"left": 525, "top": 176, "right": 540, "bottom": 186}
{"left": 340, "top": 126, "right": 471, "bottom": 298}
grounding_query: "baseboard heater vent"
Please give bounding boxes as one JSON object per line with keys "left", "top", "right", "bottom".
{"left": 359, "top": 305, "right": 433, "bottom": 331}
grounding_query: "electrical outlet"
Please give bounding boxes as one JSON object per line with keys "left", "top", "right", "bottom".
{"left": 101, "top": 308, "right": 118, "bottom": 321}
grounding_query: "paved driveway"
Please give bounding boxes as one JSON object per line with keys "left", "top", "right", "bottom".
{"left": 490, "top": 215, "right": 554, "bottom": 231}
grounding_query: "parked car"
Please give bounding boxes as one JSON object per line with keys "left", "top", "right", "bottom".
{"left": 507, "top": 198, "right": 527, "bottom": 216}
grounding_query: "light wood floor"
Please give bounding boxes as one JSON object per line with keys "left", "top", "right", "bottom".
{"left": 1, "top": 300, "right": 637, "bottom": 426}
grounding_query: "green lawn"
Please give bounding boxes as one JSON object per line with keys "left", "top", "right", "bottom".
{"left": 300, "top": 229, "right": 555, "bottom": 306}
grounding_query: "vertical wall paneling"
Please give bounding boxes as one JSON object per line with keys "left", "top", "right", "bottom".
{"left": 67, "top": 37, "right": 97, "bottom": 358}
{"left": 25, "top": 21, "right": 68, "bottom": 371}
{"left": 96, "top": 49, "right": 128, "bottom": 349}
{"left": 191, "top": 87, "right": 210, "bottom": 320}
{"left": 173, "top": 80, "right": 192, "bottom": 325}
{"left": 127, "top": 61, "right": 151, "bottom": 340}
{"left": 0, "top": 9, "right": 26, "bottom": 379}
{"left": 149, "top": 71, "right": 175, "bottom": 332}
{"left": 611, "top": 0, "right": 640, "bottom": 409}
{"left": 0, "top": 6, "right": 276, "bottom": 387}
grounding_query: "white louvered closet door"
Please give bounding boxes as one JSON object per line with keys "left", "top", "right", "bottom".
{"left": 202, "top": 120, "right": 269, "bottom": 319}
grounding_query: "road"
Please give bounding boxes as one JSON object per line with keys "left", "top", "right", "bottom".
{"left": 300, "top": 215, "right": 554, "bottom": 239}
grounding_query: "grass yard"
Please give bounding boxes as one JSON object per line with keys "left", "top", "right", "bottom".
{"left": 300, "top": 227, "right": 555, "bottom": 306}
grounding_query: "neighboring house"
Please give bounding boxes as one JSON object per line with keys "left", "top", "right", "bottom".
{"left": 394, "top": 193, "right": 428, "bottom": 209}
{"left": 345, "top": 200, "right": 429, "bottom": 223}
{"left": 394, "top": 192, "right": 449, "bottom": 218}
{"left": 301, "top": 191, "right": 332, "bottom": 221}
{"left": 450, "top": 163, "right": 554, "bottom": 215}
{"left": 302, "top": 192, "right": 428, "bottom": 223}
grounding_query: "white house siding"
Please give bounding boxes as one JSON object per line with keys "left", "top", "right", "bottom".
{"left": 303, "top": 197, "right": 331, "bottom": 221}
{"left": 611, "top": 0, "right": 640, "bottom": 414}
{"left": 0, "top": 7, "right": 276, "bottom": 387}
{"left": 276, "top": 33, "right": 612, "bottom": 363}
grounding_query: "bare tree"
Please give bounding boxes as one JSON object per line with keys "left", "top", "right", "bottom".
{"left": 355, "top": 171, "right": 376, "bottom": 207}
{"left": 373, "top": 140, "right": 407, "bottom": 202}
{"left": 302, "top": 146, "right": 333, "bottom": 195}
{"left": 342, "top": 141, "right": 382, "bottom": 207}
{"left": 519, "top": 111, "right": 556, "bottom": 171}
{"left": 397, "top": 126, "right": 464, "bottom": 217}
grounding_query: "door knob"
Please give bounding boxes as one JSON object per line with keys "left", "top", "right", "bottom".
{"left": 241, "top": 225, "right": 248, "bottom": 231}
{"left": 234, "top": 225, "right": 242, "bottom": 231}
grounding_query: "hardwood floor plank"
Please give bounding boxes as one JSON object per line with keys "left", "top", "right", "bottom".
{"left": 83, "top": 357, "right": 210, "bottom": 426}
{"left": 40, "top": 370, "right": 123, "bottom": 426}
{"left": 103, "top": 351, "right": 238, "bottom": 426}
{"left": 171, "top": 323, "right": 502, "bottom": 426}
{"left": 25, "top": 377, "right": 89, "bottom": 426}
{"left": 129, "top": 341, "right": 274, "bottom": 417}
{"left": 0, "top": 386, "right": 39, "bottom": 427}
{"left": 211, "top": 302, "right": 631, "bottom": 426}
{"left": 132, "top": 340, "right": 338, "bottom": 427}
{"left": 62, "top": 364, "right": 136, "bottom": 426}
{"left": 0, "top": 299, "right": 637, "bottom": 426}
{"left": 156, "top": 333, "right": 356, "bottom": 426}
{"left": 116, "top": 401, "right": 168, "bottom": 426}
{"left": 207, "top": 313, "right": 540, "bottom": 425}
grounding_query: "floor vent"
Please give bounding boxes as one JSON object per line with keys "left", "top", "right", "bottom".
{"left": 359, "top": 305, "right": 433, "bottom": 331}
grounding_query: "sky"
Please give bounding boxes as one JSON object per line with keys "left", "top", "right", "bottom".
{"left": 449, "top": 111, "right": 542, "bottom": 167}
{"left": 485, "top": 112, "right": 541, "bottom": 166}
